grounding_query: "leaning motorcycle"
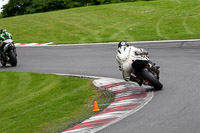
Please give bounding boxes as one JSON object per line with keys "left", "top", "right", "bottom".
{"left": 0, "top": 39, "right": 17, "bottom": 66}
{"left": 132, "top": 55, "right": 163, "bottom": 90}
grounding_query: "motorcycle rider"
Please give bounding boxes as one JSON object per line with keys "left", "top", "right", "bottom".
{"left": 116, "top": 41, "right": 148, "bottom": 86}
{"left": 0, "top": 29, "right": 13, "bottom": 62}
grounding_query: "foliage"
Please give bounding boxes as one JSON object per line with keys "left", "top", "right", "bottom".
{"left": 0, "top": 0, "right": 199, "bottom": 44}
{"left": 1, "top": 0, "right": 150, "bottom": 17}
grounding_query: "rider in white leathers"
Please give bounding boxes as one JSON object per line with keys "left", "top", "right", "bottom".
{"left": 116, "top": 41, "right": 148, "bottom": 85}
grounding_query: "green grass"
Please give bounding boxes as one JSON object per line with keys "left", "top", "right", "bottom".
{"left": 0, "top": 71, "right": 100, "bottom": 133}
{"left": 0, "top": 0, "right": 200, "bottom": 44}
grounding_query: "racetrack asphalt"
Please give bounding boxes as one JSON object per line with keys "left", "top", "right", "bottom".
{"left": 1, "top": 40, "right": 200, "bottom": 133}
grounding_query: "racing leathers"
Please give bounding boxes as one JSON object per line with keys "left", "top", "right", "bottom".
{"left": 116, "top": 45, "right": 148, "bottom": 85}
{"left": 0, "top": 32, "right": 12, "bottom": 61}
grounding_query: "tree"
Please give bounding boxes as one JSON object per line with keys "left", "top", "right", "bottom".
{"left": 1, "top": 0, "right": 149, "bottom": 18}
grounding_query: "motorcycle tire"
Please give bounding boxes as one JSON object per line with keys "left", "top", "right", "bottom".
{"left": 141, "top": 68, "right": 163, "bottom": 90}
{"left": 9, "top": 51, "right": 17, "bottom": 66}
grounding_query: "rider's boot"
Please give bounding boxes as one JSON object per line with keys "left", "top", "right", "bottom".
{"left": 130, "top": 75, "right": 143, "bottom": 86}
{"left": 156, "top": 66, "right": 160, "bottom": 69}
{"left": 0, "top": 51, "right": 6, "bottom": 62}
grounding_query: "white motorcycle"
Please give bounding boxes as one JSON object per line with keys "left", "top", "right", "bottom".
{"left": 0, "top": 39, "right": 17, "bottom": 66}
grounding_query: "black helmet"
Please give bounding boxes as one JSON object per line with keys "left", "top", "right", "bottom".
{"left": 118, "top": 41, "right": 129, "bottom": 48}
{"left": 1, "top": 29, "right": 6, "bottom": 34}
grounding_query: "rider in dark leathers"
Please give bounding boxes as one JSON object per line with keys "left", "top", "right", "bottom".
{"left": 0, "top": 29, "right": 13, "bottom": 62}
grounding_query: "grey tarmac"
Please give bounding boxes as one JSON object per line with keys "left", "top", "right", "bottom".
{"left": 1, "top": 40, "right": 200, "bottom": 133}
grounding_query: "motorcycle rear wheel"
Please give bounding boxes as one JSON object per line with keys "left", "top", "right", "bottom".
{"left": 141, "top": 68, "right": 163, "bottom": 90}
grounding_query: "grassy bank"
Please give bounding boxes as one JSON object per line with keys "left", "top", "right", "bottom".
{"left": 0, "top": 71, "right": 100, "bottom": 132}
{"left": 0, "top": 0, "right": 199, "bottom": 44}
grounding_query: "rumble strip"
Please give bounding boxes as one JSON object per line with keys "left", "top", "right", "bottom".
{"left": 62, "top": 78, "right": 154, "bottom": 133}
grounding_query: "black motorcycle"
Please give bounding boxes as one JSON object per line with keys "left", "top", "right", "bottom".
{"left": 132, "top": 55, "right": 163, "bottom": 90}
{"left": 0, "top": 39, "right": 17, "bottom": 66}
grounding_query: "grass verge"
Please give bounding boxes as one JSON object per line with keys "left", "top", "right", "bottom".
{"left": 0, "top": 0, "right": 200, "bottom": 44}
{"left": 0, "top": 71, "right": 113, "bottom": 133}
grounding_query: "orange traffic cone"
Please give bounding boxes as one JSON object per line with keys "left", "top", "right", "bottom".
{"left": 93, "top": 101, "right": 100, "bottom": 111}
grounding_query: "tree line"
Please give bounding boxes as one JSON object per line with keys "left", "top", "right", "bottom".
{"left": 1, "top": 0, "right": 150, "bottom": 18}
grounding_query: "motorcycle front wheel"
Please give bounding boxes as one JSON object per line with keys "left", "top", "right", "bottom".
{"left": 141, "top": 68, "right": 163, "bottom": 90}
{"left": 9, "top": 51, "right": 17, "bottom": 66}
